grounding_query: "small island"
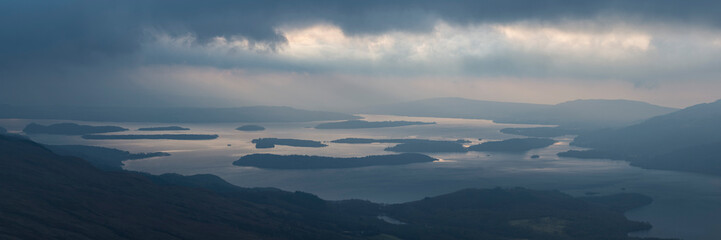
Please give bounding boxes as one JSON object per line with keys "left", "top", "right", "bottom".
{"left": 315, "top": 120, "right": 435, "bottom": 129}
{"left": 45, "top": 145, "right": 170, "bottom": 171}
{"left": 236, "top": 125, "right": 266, "bottom": 131}
{"left": 233, "top": 153, "right": 436, "bottom": 169}
{"left": 0, "top": 126, "right": 6, "bottom": 134}
{"left": 137, "top": 126, "right": 190, "bottom": 131}
{"left": 82, "top": 134, "right": 219, "bottom": 140}
{"left": 23, "top": 123, "right": 128, "bottom": 135}
{"left": 467, "top": 138, "right": 556, "bottom": 152}
{"left": 251, "top": 138, "right": 327, "bottom": 148}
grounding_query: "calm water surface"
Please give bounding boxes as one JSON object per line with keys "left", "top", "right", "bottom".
{"left": 2, "top": 115, "right": 719, "bottom": 240}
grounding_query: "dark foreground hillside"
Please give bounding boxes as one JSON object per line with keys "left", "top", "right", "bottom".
{"left": 0, "top": 135, "right": 669, "bottom": 240}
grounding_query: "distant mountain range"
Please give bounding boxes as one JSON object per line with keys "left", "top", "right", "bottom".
{"left": 0, "top": 105, "right": 359, "bottom": 123}
{"left": 0, "top": 135, "right": 665, "bottom": 240}
{"left": 362, "top": 97, "right": 677, "bottom": 129}
{"left": 495, "top": 99, "right": 678, "bottom": 129}
{"left": 567, "top": 99, "right": 721, "bottom": 176}
{"left": 360, "top": 97, "right": 547, "bottom": 121}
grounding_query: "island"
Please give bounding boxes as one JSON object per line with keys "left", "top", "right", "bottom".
{"left": 332, "top": 137, "right": 557, "bottom": 153}
{"left": 233, "top": 153, "right": 436, "bottom": 169}
{"left": 467, "top": 138, "right": 556, "bottom": 152}
{"left": 331, "top": 138, "right": 470, "bottom": 144}
{"left": 236, "top": 125, "right": 266, "bottom": 131}
{"left": 500, "top": 127, "right": 581, "bottom": 138}
{"left": 384, "top": 141, "right": 468, "bottom": 153}
{"left": 315, "top": 120, "right": 435, "bottom": 129}
{"left": 45, "top": 145, "right": 170, "bottom": 171}
{"left": 0, "top": 126, "right": 6, "bottom": 134}
{"left": 137, "top": 126, "right": 190, "bottom": 131}
{"left": 331, "top": 138, "right": 470, "bottom": 153}
{"left": 251, "top": 138, "right": 327, "bottom": 148}
{"left": 23, "top": 122, "right": 128, "bottom": 135}
{"left": 82, "top": 134, "right": 219, "bottom": 140}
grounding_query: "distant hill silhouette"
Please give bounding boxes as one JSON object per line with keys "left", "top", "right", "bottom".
{"left": 0, "top": 105, "right": 359, "bottom": 123}
{"left": 315, "top": 120, "right": 435, "bottom": 129}
{"left": 565, "top": 99, "right": 721, "bottom": 176}
{"left": 361, "top": 97, "right": 548, "bottom": 120}
{"left": 362, "top": 98, "right": 676, "bottom": 129}
{"left": 137, "top": 126, "right": 189, "bottom": 131}
{"left": 23, "top": 123, "right": 127, "bottom": 135}
{"left": 0, "top": 135, "right": 667, "bottom": 240}
{"left": 236, "top": 125, "right": 266, "bottom": 131}
{"left": 0, "top": 126, "right": 6, "bottom": 134}
{"left": 496, "top": 99, "right": 678, "bottom": 129}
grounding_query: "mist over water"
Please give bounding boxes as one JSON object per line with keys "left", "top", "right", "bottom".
{"left": 5, "top": 115, "right": 721, "bottom": 240}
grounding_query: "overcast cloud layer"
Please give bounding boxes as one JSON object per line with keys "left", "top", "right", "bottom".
{"left": 2, "top": 0, "right": 721, "bottom": 108}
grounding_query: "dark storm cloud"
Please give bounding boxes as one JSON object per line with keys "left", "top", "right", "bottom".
{"left": 1, "top": 0, "right": 720, "bottom": 107}
{"left": 3, "top": 0, "right": 721, "bottom": 68}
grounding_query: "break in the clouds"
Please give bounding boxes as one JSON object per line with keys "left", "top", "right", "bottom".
{"left": 2, "top": 0, "right": 721, "bottom": 108}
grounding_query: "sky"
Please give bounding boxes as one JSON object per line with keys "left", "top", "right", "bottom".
{"left": 2, "top": 0, "right": 721, "bottom": 109}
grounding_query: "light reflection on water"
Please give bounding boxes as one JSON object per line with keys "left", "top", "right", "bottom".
{"left": 2, "top": 115, "right": 720, "bottom": 240}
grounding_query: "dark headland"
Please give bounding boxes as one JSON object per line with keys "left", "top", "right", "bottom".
{"left": 45, "top": 145, "right": 170, "bottom": 171}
